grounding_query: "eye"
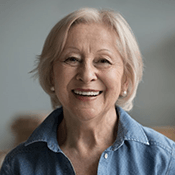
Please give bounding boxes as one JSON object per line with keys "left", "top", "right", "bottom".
{"left": 64, "top": 57, "right": 80, "bottom": 66}
{"left": 65, "top": 57, "right": 78, "bottom": 62}
{"left": 94, "top": 58, "right": 112, "bottom": 69}
{"left": 99, "top": 59, "right": 111, "bottom": 64}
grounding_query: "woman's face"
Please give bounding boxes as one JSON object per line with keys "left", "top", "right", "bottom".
{"left": 53, "top": 23, "right": 126, "bottom": 121}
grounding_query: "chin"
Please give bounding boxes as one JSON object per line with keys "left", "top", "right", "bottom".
{"left": 70, "top": 106, "right": 102, "bottom": 121}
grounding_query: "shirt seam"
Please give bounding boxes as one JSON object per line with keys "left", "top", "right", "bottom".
{"left": 25, "top": 139, "right": 47, "bottom": 146}
{"left": 122, "top": 138, "right": 173, "bottom": 154}
{"left": 148, "top": 140, "right": 173, "bottom": 154}
{"left": 124, "top": 137, "right": 149, "bottom": 145}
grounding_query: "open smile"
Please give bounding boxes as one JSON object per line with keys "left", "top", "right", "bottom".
{"left": 72, "top": 90, "right": 103, "bottom": 97}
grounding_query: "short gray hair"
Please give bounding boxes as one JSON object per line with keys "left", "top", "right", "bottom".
{"left": 32, "top": 8, "right": 143, "bottom": 111}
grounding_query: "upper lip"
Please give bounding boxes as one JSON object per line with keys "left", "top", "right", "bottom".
{"left": 73, "top": 88, "right": 101, "bottom": 92}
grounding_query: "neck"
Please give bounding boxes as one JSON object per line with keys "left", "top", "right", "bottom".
{"left": 58, "top": 107, "right": 118, "bottom": 152}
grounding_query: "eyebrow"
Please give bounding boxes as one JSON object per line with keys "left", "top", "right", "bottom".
{"left": 64, "top": 46, "right": 80, "bottom": 52}
{"left": 97, "top": 49, "right": 113, "bottom": 55}
{"left": 62, "top": 47, "right": 114, "bottom": 57}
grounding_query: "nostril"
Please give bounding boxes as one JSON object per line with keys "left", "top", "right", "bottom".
{"left": 76, "top": 73, "right": 83, "bottom": 81}
{"left": 75, "top": 63, "right": 98, "bottom": 83}
{"left": 76, "top": 71, "right": 97, "bottom": 83}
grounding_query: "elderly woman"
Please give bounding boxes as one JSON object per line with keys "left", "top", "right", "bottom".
{"left": 0, "top": 8, "right": 175, "bottom": 175}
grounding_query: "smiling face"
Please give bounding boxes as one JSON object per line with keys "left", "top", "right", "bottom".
{"left": 53, "top": 23, "right": 126, "bottom": 121}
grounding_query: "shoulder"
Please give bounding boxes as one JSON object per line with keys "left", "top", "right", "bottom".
{"left": 142, "top": 126, "right": 175, "bottom": 153}
{"left": 141, "top": 126, "right": 175, "bottom": 174}
{"left": 0, "top": 142, "right": 48, "bottom": 174}
{"left": 117, "top": 106, "right": 175, "bottom": 174}
{"left": 3, "top": 141, "right": 47, "bottom": 163}
{"left": 118, "top": 106, "right": 175, "bottom": 153}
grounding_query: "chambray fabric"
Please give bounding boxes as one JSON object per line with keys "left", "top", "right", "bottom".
{"left": 0, "top": 106, "right": 175, "bottom": 175}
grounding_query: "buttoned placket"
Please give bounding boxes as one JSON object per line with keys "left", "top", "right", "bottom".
{"left": 97, "top": 151, "right": 111, "bottom": 175}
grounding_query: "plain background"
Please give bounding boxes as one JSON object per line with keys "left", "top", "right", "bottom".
{"left": 0, "top": 0, "right": 175, "bottom": 150}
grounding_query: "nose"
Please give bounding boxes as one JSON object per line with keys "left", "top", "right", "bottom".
{"left": 76, "top": 62, "right": 97, "bottom": 83}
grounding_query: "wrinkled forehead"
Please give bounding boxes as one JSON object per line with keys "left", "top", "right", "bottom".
{"left": 65, "top": 21, "right": 124, "bottom": 59}
{"left": 53, "top": 17, "right": 125, "bottom": 65}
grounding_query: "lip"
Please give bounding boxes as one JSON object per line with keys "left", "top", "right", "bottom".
{"left": 73, "top": 88, "right": 100, "bottom": 92}
{"left": 72, "top": 88, "right": 103, "bottom": 101}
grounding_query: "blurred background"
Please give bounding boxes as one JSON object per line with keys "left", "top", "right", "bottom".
{"left": 0, "top": 0, "right": 175, "bottom": 150}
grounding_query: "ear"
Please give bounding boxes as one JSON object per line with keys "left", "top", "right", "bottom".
{"left": 120, "top": 73, "right": 129, "bottom": 95}
{"left": 50, "top": 69, "right": 55, "bottom": 86}
{"left": 50, "top": 71, "right": 55, "bottom": 92}
{"left": 122, "top": 77, "right": 128, "bottom": 91}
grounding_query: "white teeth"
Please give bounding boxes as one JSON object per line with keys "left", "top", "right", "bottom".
{"left": 74, "top": 90, "right": 100, "bottom": 96}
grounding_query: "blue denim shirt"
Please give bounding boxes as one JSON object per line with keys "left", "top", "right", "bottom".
{"left": 0, "top": 106, "right": 175, "bottom": 175}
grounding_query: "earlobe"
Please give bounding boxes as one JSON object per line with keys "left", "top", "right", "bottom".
{"left": 121, "top": 90, "right": 127, "bottom": 97}
{"left": 120, "top": 75, "right": 129, "bottom": 97}
{"left": 50, "top": 86, "right": 55, "bottom": 92}
{"left": 50, "top": 70, "right": 55, "bottom": 88}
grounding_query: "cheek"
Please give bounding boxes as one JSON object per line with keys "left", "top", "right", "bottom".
{"left": 53, "top": 64, "right": 73, "bottom": 86}
{"left": 102, "top": 69, "right": 123, "bottom": 92}
{"left": 53, "top": 65, "right": 76, "bottom": 99}
{"left": 101, "top": 71, "right": 123, "bottom": 106}
{"left": 53, "top": 75, "right": 70, "bottom": 106}
{"left": 53, "top": 68, "right": 66, "bottom": 98}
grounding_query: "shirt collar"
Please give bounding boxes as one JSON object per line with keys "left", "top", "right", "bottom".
{"left": 25, "top": 107, "right": 63, "bottom": 153}
{"left": 111, "top": 106, "right": 149, "bottom": 151}
{"left": 25, "top": 106, "right": 149, "bottom": 152}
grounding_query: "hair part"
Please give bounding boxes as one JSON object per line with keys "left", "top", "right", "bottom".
{"left": 32, "top": 8, "right": 143, "bottom": 111}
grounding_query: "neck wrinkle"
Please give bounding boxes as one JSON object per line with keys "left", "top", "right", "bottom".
{"left": 58, "top": 107, "right": 118, "bottom": 151}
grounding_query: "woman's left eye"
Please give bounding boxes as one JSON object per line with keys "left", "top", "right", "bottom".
{"left": 94, "top": 58, "right": 112, "bottom": 68}
{"left": 96, "top": 58, "right": 112, "bottom": 65}
{"left": 66, "top": 57, "right": 78, "bottom": 62}
{"left": 99, "top": 59, "right": 111, "bottom": 64}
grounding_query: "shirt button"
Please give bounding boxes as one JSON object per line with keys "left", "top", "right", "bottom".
{"left": 104, "top": 153, "right": 108, "bottom": 159}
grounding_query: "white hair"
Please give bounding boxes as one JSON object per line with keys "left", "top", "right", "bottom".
{"left": 32, "top": 8, "right": 143, "bottom": 111}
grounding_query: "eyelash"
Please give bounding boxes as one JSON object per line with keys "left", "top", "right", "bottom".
{"left": 98, "top": 58, "right": 111, "bottom": 64}
{"left": 64, "top": 57, "right": 80, "bottom": 63}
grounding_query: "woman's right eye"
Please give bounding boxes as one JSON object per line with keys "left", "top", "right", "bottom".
{"left": 64, "top": 57, "right": 80, "bottom": 66}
